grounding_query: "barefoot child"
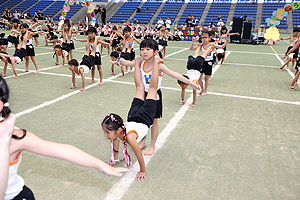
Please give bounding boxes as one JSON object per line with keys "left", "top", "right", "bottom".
{"left": 0, "top": 76, "right": 128, "bottom": 199}
{"left": 0, "top": 30, "right": 29, "bottom": 78}
{"left": 102, "top": 55, "right": 162, "bottom": 180}
{"left": 68, "top": 36, "right": 100, "bottom": 91}
{"left": 53, "top": 45, "right": 68, "bottom": 67}
{"left": 178, "top": 44, "right": 213, "bottom": 107}
{"left": 122, "top": 26, "right": 140, "bottom": 72}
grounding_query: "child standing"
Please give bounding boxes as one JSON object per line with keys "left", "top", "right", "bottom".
{"left": 102, "top": 55, "right": 162, "bottom": 180}
{"left": 68, "top": 36, "right": 100, "bottom": 91}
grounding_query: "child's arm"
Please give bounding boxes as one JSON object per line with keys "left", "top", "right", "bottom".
{"left": 0, "top": 114, "right": 16, "bottom": 199}
{"left": 277, "top": 36, "right": 291, "bottom": 41}
{"left": 30, "top": 30, "right": 45, "bottom": 37}
{"left": 131, "top": 35, "right": 141, "bottom": 45}
{"left": 126, "top": 132, "right": 146, "bottom": 180}
{"left": 212, "top": 40, "right": 228, "bottom": 49}
{"left": 79, "top": 68, "right": 86, "bottom": 91}
{"left": 16, "top": 130, "right": 129, "bottom": 177}
{"left": 108, "top": 60, "right": 135, "bottom": 67}
{"left": 69, "top": 72, "right": 76, "bottom": 89}
{"left": 189, "top": 37, "right": 199, "bottom": 51}
{"left": 283, "top": 40, "right": 300, "bottom": 59}
{"left": 179, "top": 87, "right": 185, "bottom": 105}
{"left": 160, "top": 64, "right": 200, "bottom": 91}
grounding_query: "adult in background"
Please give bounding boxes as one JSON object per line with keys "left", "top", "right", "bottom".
{"left": 101, "top": 4, "right": 106, "bottom": 25}
{"left": 185, "top": 15, "right": 192, "bottom": 27}
{"left": 165, "top": 17, "right": 171, "bottom": 31}
{"left": 24, "top": 11, "right": 31, "bottom": 19}
{"left": 217, "top": 18, "right": 224, "bottom": 30}
{"left": 157, "top": 17, "right": 164, "bottom": 30}
{"left": 191, "top": 15, "right": 197, "bottom": 27}
{"left": 84, "top": 14, "right": 90, "bottom": 26}
{"left": 37, "top": 9, "right": 44, "bottom": 20}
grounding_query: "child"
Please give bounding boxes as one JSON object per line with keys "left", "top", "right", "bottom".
{"left": 2, "top": 19, "right": 20, "bottom": 49}
{"left": 278, "top": 29, "right": 300, "bottom": 70}
{"left": 111, "top": 39, "right": 200, "bottom": 157}
{"left": 101, "top": 39, "right": 110, "bottom": 56}
{"left": 0, "top": 76, "right": 128, "bottom": 199}
{"left": 68, "top": 36, "right": 100, "bottom": 91}
{"left": 0, "top": 113, "right": 15, "bottom": 200}
{"left": 178, "top": 44, "right": 213, "bottom": 107}
{"left": 102, "top": 55, "right": 162, "bottom": 180}
{"left": 154, "top": 24, "right": 174, "bottom": 58}
{"left": 189, "top": 33, "right": 227, "bottom": 96}
{"left": 122, "top": 26, "right": 140, "bottom": 72}
{"left": 74, "top": 27, "right": 109, "bottom": 85}
{"left": 53, "top": 45, "right": 68, "bottom": 67}
{"left": 109, "top": 26, "right": 123, "bottom": 75}
{"left": 0, "top": 30, "right": 29, "bottom": 78}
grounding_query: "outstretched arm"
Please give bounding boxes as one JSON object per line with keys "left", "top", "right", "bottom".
{"left": 17, "top": 130, "right": 129, "bottom": 177}
{"left": 189, "top": 37, "right": 199, "bottom": 51}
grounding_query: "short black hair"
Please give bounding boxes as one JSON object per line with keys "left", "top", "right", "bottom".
{"left": 177, "top": 75, "right": 189, "bottom": 85}
{"left": 11, "top": 19, "right": 19, "bottom": 24}
{"left": 53, "top": 35, "right": 58, "bottom": 39}
{"left": 110, "top": 51, "right": 119, "bottom": 58}
{"left": 140, "top": 38, "right": 158, "bottom": 51}
{"left": 68, "top": 59, "right": 79, "bottom": 66}
{"left": 87, "top": 27, "right": 97, "bottom": 34}
{"left": 123, "top": 26, "right": 131, "bottom": 33}
{"left": 54, "top": 45, "right": 62, "bottom": 49}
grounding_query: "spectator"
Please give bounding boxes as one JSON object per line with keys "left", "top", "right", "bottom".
{"left": 46, "top": 14, "right": 51, "bottom": 21}
{"left": 185, "top": 15, "right": 192, "bottom": 27}
{"left": 101, "top": 4, "right": 106, "bottom": 25}
{"left": 2, "top": 10, "right": 11, "bottom": 21}
{"left": 12, "top": 10, "right": 18, "bottom": 19}
{"left": 157, "top": 17, "right": 164, "bottom": 30}
{"left": 18, "top": 11, "right": 23, "bottom": 19}
{"left": 165, "top": 16, "right": 171, "bottom": 31}
{"left": 37, "top": 9, "right": 44, "bottom": 20}
{"left": 173, "top": 27, "right": 181, "bottom": 41}
{"left": 24, "top": 11, "right": 31, "bottom": 19}
{"left": 217, "top": 18, "right": 224, "bottom": 30}
{"left": 210, "top": 19, "right": 215, "bottom": 27}
{"left": 191, "top": 15, "right": 197, "bottom": 27}
{"left": 84, "top": 14, "right": 90, "bottom": 25}
{"left": 33, "top": 12, "right": 39, "bottom": 20}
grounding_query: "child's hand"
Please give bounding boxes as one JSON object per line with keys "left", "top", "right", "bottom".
{"left": 192, "top": 37, "right": 197, "bottom": 43}
{"left": 135, "top": 56, "right": 143, "bottom": 64}
{"left": 154, "top": 55, "right": 164, "bottom": 64}
{"left": 79, "top": 88, "right": 85, "bottom": 91}
{"left": 281, "top": 55, "right": 287, "bottom": 60}
{"left": 136, "top": 171, "right": 146, "bottom": 180}
{"left": 190, "top": 82, "right": 200, "bottom": 91}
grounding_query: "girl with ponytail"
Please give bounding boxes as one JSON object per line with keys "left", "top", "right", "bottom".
{"left": 0, "top": 76, "right": 128, "bottom": 200}
{"left": 101, "top": 55, "right": 162, "bottom": 180}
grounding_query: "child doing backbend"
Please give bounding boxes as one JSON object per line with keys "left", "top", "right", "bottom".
{"left": 109, "top": 39, "right": 200, "bottom": 157}
{"left": 278, "top": 28, "right": 300, "bottom": 70}
{"left": 68, "top": 36, "right": 100, "bottom": 91}
{"left": 74, "top": 27, "right": 110, "bottom": 85}
{"left": 102, "top": 55, "right": 162, "bottom": 180}
{"left": 178, "top": 43, "right": 213, "bottom": 107}
{"left": 0, "top": 76, "right": 128, "bottom": 200}
{"left": 0, "top": 30, "right": 29, "bottom": 78}
{"left": 190, "top": 32, "right": 228, "bottom": 96}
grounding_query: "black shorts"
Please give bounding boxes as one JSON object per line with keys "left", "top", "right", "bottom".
{"left": 120, "top": 52, "right": 131, "bottom": 60}
{"left": 218, "top": 42, "right": 226, "bottom": 51}
{"left": 145, "top": 89, "right": 162, "bottom": 119}
{"left": 159, "top": 39, "right": 167, "bottom": 47}
{"left": 94, "top": 52, "right": 101, "bottom": 65}
{"left": 13, "top": 48, "right": 27, "bottom": 61}
{"left": 201, "top": 60, "right": 213, "bottom": 76}
{"left": 127, "top": 98, "right": 157, "bottom": 128}
{"left": 26, "top": 44, "right": 35, "bottom": 56}
{"left": 187, "top": 55, "right": 204, "bottom": 72}
{"left": 12, "top": 185, "right": 35, "bottom": 200}
{"left": 7, "top": 35, "right": 19, "bottom": 44}
{"left": 80, "top": 54, "right": 95, "bottom": 69}
{"left": 112, "top": 39, "right": 120, "bottom": 47}
{"left": 62, "top": 42, "right": 71, "bottom": 53}
{"left": 32, "top": 34, "right": 39, "bottom": 38}
{"left": 70, "top": 40, "right": 75, "bottom": 50}
{"left": 287, "top": 46, "right": 298, "bottom": 59}
{"left": 130, "top": 49, "right": 135, "bottom": 60}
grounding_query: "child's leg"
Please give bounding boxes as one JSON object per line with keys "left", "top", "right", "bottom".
{"left": 24, "top": 56, "right": 29, "bottom": 72}
{"left": 3, "top": 61, "right": 7, "bottom": 76}
{"left": 163, "top": 46, "right": 166, "bottom": 58}
{"left": 34, "top": 37, "right": 39, "bottom": 47}
{"left": 111, "top": 64, "right": 115, "bottom": 75}
{"left": 141, "top": 118, "right": 159, "bottom": 155}
{"left": 97, "top": 65, "right": 103, "bottom": 85}
{"left": 134, "top": 58, "right": 145, "bottom": 100}
{"left": 11, "top": 60, "right": 18, "bottom": 78}
{"left": 30, "top": 56, "right": 39, "bottom": 74}
{"left": 121, "top": 66, "right": 125, "bottom": 77}
{"left": 145, "top": 58, "right": 159, "bottom": 100}
{"left": 70, "top": 49, "right": 73, "bottom": 60}
{"left": 84, "top": 39, "right": 90, "bottom": 56}
{"left": 198, "top": 73, "right": 204, "bottom": 94}
{"left": 201, "top": 75, "right": 210, "bottom": 96}
{"left": 292, "top": 58, "right": 296, "bottom": 69}
{"left": 89, "top": 65, "right": 95, "bottom": 84}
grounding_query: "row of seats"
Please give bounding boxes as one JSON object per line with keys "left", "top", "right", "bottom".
{"left": 178, "top": 3, "right": 206, "bottom": 25}
{"left": 130, "top": 2, "right": 161, "bottom": 24}
{"left": 153, "top": 2, "right": 183, "bottom": 25}
{"left": 109, "top": 2, "right": 140, "bottom": 23}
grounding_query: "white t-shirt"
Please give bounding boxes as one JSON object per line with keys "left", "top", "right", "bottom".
{"left": 125, "top": 122, "right": 149, "bottom": 143}
{"left": 157, "top": 20, "right": 164, "bottom": 28}
{"left": 165, "top": 19, "right": 171, "bottom": 29}
{"left": 186, "top": 69, "right": 200, "bottom": 83}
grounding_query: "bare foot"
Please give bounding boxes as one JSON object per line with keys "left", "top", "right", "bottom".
{"left": 111, "top": 73, "right": 116, "bottom": 76}
{"left": 99, "top": 81, "right": 104, "bottom": 85}
{"left": 128, "top": 70, "right": 133, "bottom": 73}
{"left": 197, "top": 90, "right": 202, "bottom": 95}
{"left": 201, "top": 92, "right": 207, "bottom": 96}
{"left": 139, "top": 143, "right": 146, "bottom": 150}
{"left": 189, "top": 104, "right": 195, "bottom": 107}
{"left": 34, "top": 70, "right": 39, "bottom": 74}
{"left": 13, "top": 76, "right": 18, "bottom": 79}
{"left": 143, "top": 146, "right": 155, "bottom": 156}
{"left": 89, "top": 80, "right": 94, "bottom": 84}
{"left": 22, "top": 70, "right": 29, "bottom": 73}
{"left": 120, "top": 75, "right": 124, "bottom": 78}
{"left": 125, "top": 69, "right": 128, "bottom": 72}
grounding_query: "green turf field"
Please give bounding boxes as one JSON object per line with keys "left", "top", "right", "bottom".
{"left": 2, "top": 31, "right": 300, "bottom": 199}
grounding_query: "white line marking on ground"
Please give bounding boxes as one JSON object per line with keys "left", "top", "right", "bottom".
{"left": 230, "top": 50, "right": 284, "bottom": 56}
{"left": 274, "top": 54, "right": 295, "bottom": 78}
